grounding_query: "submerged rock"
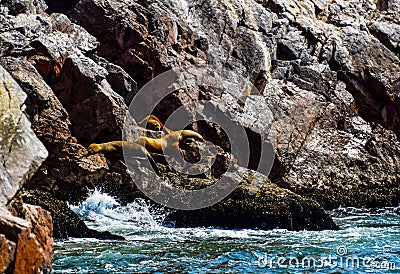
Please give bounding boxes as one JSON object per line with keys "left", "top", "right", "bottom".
{"left": 163, "top": 169, "right": 339, "bottom": 230}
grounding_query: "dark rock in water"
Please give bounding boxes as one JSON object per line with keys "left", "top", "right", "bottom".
{"left": 161, "top": 168, "right": 338, "bottom": 231}
{"left": 22, "top": 189, "right": 125, "bottom": 240}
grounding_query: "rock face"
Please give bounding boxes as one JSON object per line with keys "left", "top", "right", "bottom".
{"left": 0, "top": 65, "right": 48, "bottom": 205}
{"left": 0, "top": 57, "right": 109, "bottom": 202}
{"left": 0, "top": 65, "right": 52, "bottom": 273}
{"left": 66, "top": 0, "right": 400, "bottom": 209}
{"left": 1, "top": 0, "right": 400, "bottom": 235}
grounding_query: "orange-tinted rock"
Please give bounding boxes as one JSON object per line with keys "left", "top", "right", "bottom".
{"left": 0, "top": 234, "right": 15, "bottom": 273}
{"left": 13, "top": 205, "right": 53, "bottom": 274}
{"left": 0, "top": 204, "right": 53, "bottom": 274}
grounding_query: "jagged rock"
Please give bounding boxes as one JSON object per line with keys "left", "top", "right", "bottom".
{"left": 0, "top": 205, "right": 52, "bottom": 274}
{"left": 49, "top": 13, "right": 72, "bottom": 33}
{"left": 68, "top": 0, "right": 400, "bottom": 213}
{"left": 0, "top": 233, "right": 14, "bottom": 272}
{"left": 0, "top": 57, "right": 71, "bottom": 155}
{"left": 98, "top": 57, "right": 138, "bottom": 105}
{"left": 54, "top": 53, "right": 133, "bottom": 143}
{"left": 0, "top": 65, "right": 51, "bottom": 273}
{"left": 7, "top": 198, "right": 53, "bottom": 274}
{"left": 164, "top": 171, "right": 338, "bottom": 230}
{"left": 368, "top": 18, "right": 400, "bottom": 57}
{"left": 0, "top": 57, "right": 108, "bottom": 200}
{"left": 1, "top": 0, "right": 47, "bottom": 16}
{"left": 0, "top": 65, "right": 47, "bottom": 205}
{"left": 2, "top": 0, "right": 400, "bottom": 233}
{"left": 70, "top": 0, "right": 200, "bottom": 86}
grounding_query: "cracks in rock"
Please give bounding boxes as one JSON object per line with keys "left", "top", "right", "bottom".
{"left": 367, "top": 24, "right": 399, "bottom": 58}
{"left": 283, "top": 106, "right": 325, "bottom": 177}
{"left": 257, "top": 0, "right": 400, "bottom": 142}
{"left": 313, "top": 3, "right": 323, "bottom": 18}
{"left": 1, "top": 82, "right": 23, "bottom": 192}
{"left": 265, "top": 0, "right": 284, "bottom": 14}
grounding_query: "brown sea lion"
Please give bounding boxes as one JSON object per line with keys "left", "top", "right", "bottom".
{"left": 134, "top": 130, "right": 206, "bottom": 154}
{"left": 87, "top": 141, "right": 159, "bottom": 173}
{"left": 138, "top": 115, "right": 171, "bottom": 133}
{"left": 88, "top": 141, "right": 150, "bottom": 158}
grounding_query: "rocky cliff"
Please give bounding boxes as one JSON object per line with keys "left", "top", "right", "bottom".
{"left": 0, "top": 64, "right": 52, "bottom": 273}
{"left": 0, "top": 0, "right": 399, "bottom": 263}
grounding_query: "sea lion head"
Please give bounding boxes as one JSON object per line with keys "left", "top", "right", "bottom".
{"left": 87, "top": 143, "right": 101, "bottom": 154}
{"left": 179, "top": 130, "right": 206, "bottom": 142}
{"left": 138, "top": 115, "right": 164, "bottom": 131}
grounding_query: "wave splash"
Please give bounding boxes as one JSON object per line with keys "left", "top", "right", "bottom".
{"left": 70, "top": 189, "right": 167, "bottom": 232}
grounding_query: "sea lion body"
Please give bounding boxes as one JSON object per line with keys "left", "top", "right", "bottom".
{"left": 87, "top": 141, "right": 150, "bottom": 159}
{"left": 133, "top": 129, "right": 205, "bottom": 153}
{"left": 134, "top": 136, "right": 164, "bottom": 154}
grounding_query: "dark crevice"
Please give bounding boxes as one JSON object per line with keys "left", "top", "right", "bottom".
{"left": 265, "top": 0, "right": 284, "bottom": 14}
{"left": 337, "top": 70, "right": 385, "bottom": 125}
{"left": 368, "top": 26, "right": 399, "bottom": 58}
{"left": 43, "top": 0, "right": 79, "bottom": 14}
{"left": 245, "top": 128, "right": 262, "bottom": 171}
{"left": 376, "top": 0, "right": 388, "bottom": 11}
{"left": 313, "top": 3, "right": 323, "bottom": 18}
{"left": 276, "top": 42, "right": 297, "bottom": 60}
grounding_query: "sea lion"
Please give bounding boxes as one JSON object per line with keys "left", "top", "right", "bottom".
{"left": 134, "top": 130, "right": 206, "bottom": 154}
{"left": 138, "top": 115, "right": 171, "bottom": 133}
{"left": 88, "top": 141, "right": 150, "bottom": 158}
{"left": 87, "top": 141, "right": 159, "bottom": 173}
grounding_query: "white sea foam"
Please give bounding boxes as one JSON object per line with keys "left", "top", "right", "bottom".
{"left": 70, "top": 189, "right": 165, "bottom": 232}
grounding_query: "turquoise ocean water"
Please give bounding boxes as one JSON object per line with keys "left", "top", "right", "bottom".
{"left": 53, "top": 190, "right": 400, "bottom": 273}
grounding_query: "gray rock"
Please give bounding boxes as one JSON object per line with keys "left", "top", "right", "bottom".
{"left": 0, "top": 57, "right": 108, "bottom": 193}
{"left": 1, "top": 0, "right": 47, "bottom": 16}
{"left": 0, "top": 65, "right": 51, "bottom": 273}
{"left": 54, "top": 53, "right": 133, "bottom": 143}
{"left": 68, "top": 0, "right": 400, "bottom": 210}
{"left": 0, "top": 57, "right": 71, "bottom": 154}
{"left": 98, "top": 57, "right": 138, "bottom": 105}
{"left": 0, "top": 65, "right": 47, "bottom": 206}
{"left": 368, "top": 16, "right": 400, "bottom": 57}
